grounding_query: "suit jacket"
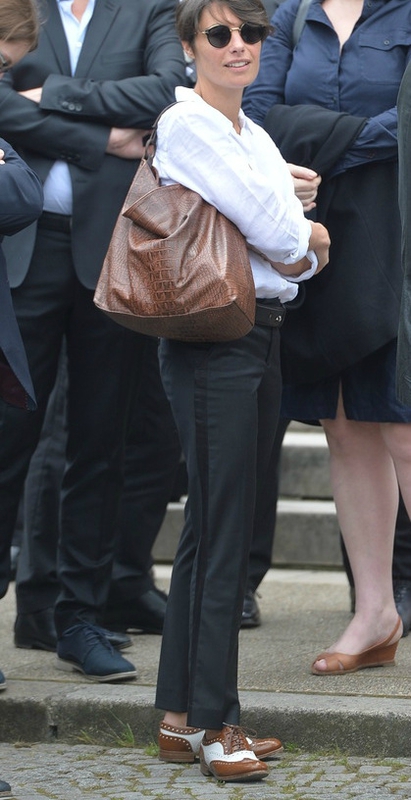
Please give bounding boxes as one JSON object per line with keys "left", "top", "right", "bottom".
{"left": 0, "top": 139, "right": 43, "bottom": 409}
{"left": 264, "top": 104, "right": 402, "bottom": 384}
{"left": 0, "top": 0, "right": 187, "bottom": 290}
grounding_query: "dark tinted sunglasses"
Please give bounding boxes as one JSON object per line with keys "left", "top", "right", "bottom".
{"left": 199, "top": 22, "right": 267, "bottom": 49}
{"left": 0, "top": 51, "right": 11, "bottom": 74}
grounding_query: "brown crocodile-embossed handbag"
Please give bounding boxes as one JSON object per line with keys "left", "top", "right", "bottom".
{"left": 94, "top": 120, "right": 255, "bottom": 342}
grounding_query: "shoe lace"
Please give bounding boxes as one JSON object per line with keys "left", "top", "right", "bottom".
{"left": 222, "top": 724, "right": 250, "bottom": 752}
{"left": 72, "top": 622, "right": 116, "bottom": 653}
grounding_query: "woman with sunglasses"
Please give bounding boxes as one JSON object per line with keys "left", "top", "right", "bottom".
{"left": 153, "top": 0, "right": 329, "bottom": 783}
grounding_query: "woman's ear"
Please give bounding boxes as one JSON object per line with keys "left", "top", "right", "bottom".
{"left": 182, "top": 40, "right": 195, "bottom": 60}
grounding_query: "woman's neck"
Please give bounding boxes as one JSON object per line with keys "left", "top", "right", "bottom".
{"left": 322, "top": 0, "right": 363, "bottom": 48}
{"left": 194, "top": 82, "right": 242, "bottom": 134}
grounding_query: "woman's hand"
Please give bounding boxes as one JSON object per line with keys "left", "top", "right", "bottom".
{"left": 288, "top": 163, "right": 322, "bottom": 212}
{"left": 308, "top": 221, "right": 330, "bottom": 273}
{"left": 268, "top": 222, "right": 330, "bottom": 278}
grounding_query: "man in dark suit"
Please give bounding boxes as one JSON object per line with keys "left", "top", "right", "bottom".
{"left": 0, "top": 0, "right": 187, "bottom": 681}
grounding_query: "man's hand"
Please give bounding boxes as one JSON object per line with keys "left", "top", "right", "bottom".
{"left": 0, "top": 149, "right": 5, "bottom": 165}
{"left": 288, "top": 163, "right": 322, "bottom": 212}
{"left": 19, "top": 87, "right": 42, "bottom": 103}
{"left": 106, "top": 127, "right": 152, "bottom": 160}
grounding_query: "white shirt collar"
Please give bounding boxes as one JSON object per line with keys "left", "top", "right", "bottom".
{"left": 175, "top": 85, "right": 246, "bottom": 132}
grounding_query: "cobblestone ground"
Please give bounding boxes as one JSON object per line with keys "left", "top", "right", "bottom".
{"left": 1, "top": 743, "right": 411, "bottom": 799}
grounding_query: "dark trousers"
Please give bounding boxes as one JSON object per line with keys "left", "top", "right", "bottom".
{"left": 246, "top": 414, "right": 288, "bottom": 591}
{"left": 0, "top": 224, "right": 144, "bottom": 635}
{"left": 14, "top": 344, "right": 67, "bottom": 612}
{"left": 107, "top": 335, "right": 182, "bottom": 605}
{"left": 13, "top": 335, "right": 181, "bottom": 614}
{"left": 155, "top": 323, "right": 282, "bottom": 729}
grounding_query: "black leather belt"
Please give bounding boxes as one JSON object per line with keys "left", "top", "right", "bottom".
{"left": 38, "top": 211, "right": 72, "bottom": 233}
{"left": 255, "top": 300, "right": 286, "bottom": 328}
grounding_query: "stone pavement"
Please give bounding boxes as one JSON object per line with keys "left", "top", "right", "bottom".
{"left": 1, "top": 566, "right": 411, "bottom": 799}
{"left": 1, "top": 742, "right": 411, "bottom": 799}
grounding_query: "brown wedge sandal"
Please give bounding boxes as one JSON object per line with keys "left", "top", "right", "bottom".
{"left": 311, "top": 615, "right": 402, "bottom": 675}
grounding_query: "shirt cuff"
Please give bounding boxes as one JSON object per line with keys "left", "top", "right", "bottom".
{"left": 288, "top": 250, "right": 318, "bottom": 282}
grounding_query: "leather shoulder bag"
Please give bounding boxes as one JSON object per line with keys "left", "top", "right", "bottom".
{"left": 94, "top": 106, "right": 256, "bottom": 342}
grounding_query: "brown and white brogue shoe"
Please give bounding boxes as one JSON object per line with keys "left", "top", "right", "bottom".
{"left": 199, "top": 724, "right": 268, "bottom": 782}
{"left": 246, "top": 732, "right": 283, "bottom": 759}
{"left": 158, "top": 723, "right": 205, "bottom": 763}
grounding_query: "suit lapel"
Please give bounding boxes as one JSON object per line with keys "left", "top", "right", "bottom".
{"left": 43, "top": 0, "right": 71, "bottom": 74}
{"left": 74, "top": 0, "right": 120, "bottom": 77}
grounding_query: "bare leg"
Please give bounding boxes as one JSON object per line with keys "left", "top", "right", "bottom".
{"left": 313, "top": 390, "right": 400, "bottom": 670}
{"left": 163, "top": 711, "right": 189, "bottom": 727}
{"left": 161, "top": 712, "right": 225, "bottom": 739}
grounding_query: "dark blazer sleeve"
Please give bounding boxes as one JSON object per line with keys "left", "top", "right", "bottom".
{"left": 0, "top": 138, "right": 42, "bottom": 410}
{"left": 0, "top": 0, "right": 188, "bottom": 291}
{"left": 0, "top": 0, "right": 187, "bottom": 167}
{"left": 0, "top": 138, "right": 43, "bottom": 234}
{"left": 39, "top": 0, "right": 187, "bottom": 129}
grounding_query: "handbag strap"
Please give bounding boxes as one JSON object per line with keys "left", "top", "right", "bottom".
{"left": 293, "top": 0, "right": 312, "bottom": 47}
{"left": 144, "top": 102, "right": 178, "bottom": 165}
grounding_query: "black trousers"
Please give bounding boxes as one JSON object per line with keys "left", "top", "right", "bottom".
{"left": 155, "top": 322, "right": 282, "bottom": 729}
{"left": 0, "top": 224, "right": 145, "bottom": 634}
{"left": 14, "top": 344, "right": 67, "bottom": 612}
{"left": 13, "top": 334, "right": 181, "bottom": 614}
{"left": 107, "top": 335, "right": 182, "bottom": 605}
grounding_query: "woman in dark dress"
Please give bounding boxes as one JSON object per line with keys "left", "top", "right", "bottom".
{"left": 244, "top": 0, "right": 411, "bottom": 674}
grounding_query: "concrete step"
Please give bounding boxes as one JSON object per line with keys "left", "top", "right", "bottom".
{"left": 153, "top": 425, "right": 342, "bottom": 569}
{"left": 279, "top": 429, "right": 332, "bottom": 499}
{"left": 152, "top": 496, "right": 342, "bottom": 569}
{"left": 2, "top": 570, "right": 411, "bottom": 758}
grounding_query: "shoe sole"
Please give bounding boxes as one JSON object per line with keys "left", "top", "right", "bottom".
{"left": 14, "top": 639, "right": 56, "bottom": 652}
{"left": 240, "top": 620, "right": 261, "bottom": 629}
{"left": 256, "top": 746, "right": 284, "bottom": 759}
{"left": 158, "top": 745, "right": 284, "bottom": 763}
{"left": 159, "top": 750, "right": 196, "bottom": 763}
{"left": 56, "top": 658, "right": 137, "bottom": 682}
{"left": 112, "top": 640, "right": 133, "bottom": 650}
{"left": 0, "top": 684, "right": 6, "bottom": 692}
{"left": 0, "top": 792, "right": 13, "bottom": 799}
{"left": 107, "top": 624, "right": 163, "bottom": 635}
{"left": 200, "top": 764, "right": 267, "bottom": 782}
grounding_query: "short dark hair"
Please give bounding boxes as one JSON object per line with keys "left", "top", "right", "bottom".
{"left": 0, "top": 0, "right": 41, "bottom": 52}
{"left": 176, "top": 0, "right": 270, "bottom": 48}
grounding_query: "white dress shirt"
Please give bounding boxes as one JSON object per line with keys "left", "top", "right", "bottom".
{"left": 154, "top": 86, "right": 317, "bottom": 303}
{"left": 42, "top": 0, "right": 95, "bottom": 214}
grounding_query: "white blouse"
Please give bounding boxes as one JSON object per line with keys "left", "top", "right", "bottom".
{"left": 154, "top": 86, "right": 317, "bottom": 303}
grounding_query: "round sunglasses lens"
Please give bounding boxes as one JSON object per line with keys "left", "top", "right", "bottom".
{"left": 241, "top": 24, "right": 265, "bottom": 44}
{"left": 207, "top": 25, "right": 231, "bottom": 47}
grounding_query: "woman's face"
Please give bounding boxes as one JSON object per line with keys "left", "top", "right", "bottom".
{"left": 185, "top": 3, "right": 262, "bottom": 95}
{"left": 0, "top": 39, "right": 30, "bottom": 77}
